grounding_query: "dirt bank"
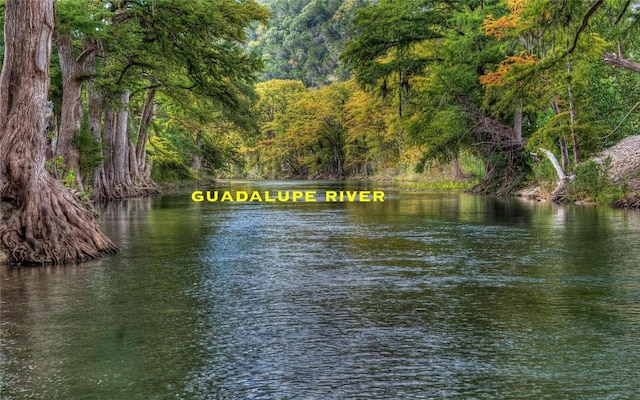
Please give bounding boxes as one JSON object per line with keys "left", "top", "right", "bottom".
{"left": 591, "top": 136, "right": 640, "bottom": 208}
{"left": 516, "top": 135, "right": 640, "bottom": 207}
{"left": 592, "top": 135, "right": 640, "bottom": 191}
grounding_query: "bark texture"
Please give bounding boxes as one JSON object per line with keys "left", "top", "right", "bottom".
{"left": 0, "top": 0, "right": 118, "bottom": 264}
{"left": 55, "top": 32, "right": 96, "bottom": 189}
{"left": 91, "top": 88, "right": 159, "bottom": 200}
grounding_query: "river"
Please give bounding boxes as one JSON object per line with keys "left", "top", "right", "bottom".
{"left": 2, "top": 180, "right": 640, "bottom": 399}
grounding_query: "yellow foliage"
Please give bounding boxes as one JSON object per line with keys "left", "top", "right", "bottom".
{"left": 479, "top": 51, "right": 537, "bottom": 86}
{"left": 400, "top": 145, "right": 426, "bottom": 165}
{"left": 483, "top": 0, "right": 529, "bottom": 40}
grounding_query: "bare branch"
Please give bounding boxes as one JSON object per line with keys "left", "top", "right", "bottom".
{"left": 604, "top": 52, "right": 640, "bottom": 73}
{"left": 614, "top": 0, "right": 632, "bottom": 25}
{"left": 568, "top": 0, "right": 605, "bottom": 55}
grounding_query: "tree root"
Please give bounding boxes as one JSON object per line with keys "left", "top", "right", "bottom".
{"left": 0, "top": 175, "right": 119, "bottom": 265}
{"left": 91, "top": 174, "right": 161, "bottom": 201}
{"left": 612, "top": 193, "right": 640, "bottom": 209}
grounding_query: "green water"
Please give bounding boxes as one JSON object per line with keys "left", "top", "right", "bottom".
{"left": 2, "top": 180, "right": 640, "bottom": 399}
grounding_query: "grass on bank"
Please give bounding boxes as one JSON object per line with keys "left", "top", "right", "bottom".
{"left": 153, "top": 151, "right": 484, "bottom": 192}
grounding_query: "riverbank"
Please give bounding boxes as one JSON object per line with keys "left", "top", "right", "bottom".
{"left": 594, "top": 136, "right": 640, "bottom": 208}
{"left": 513, "top": 135, "right": 640, "bottom": 208}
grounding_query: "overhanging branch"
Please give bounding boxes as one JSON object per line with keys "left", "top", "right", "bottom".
{"left": 604, "top": 52, "right": 640, "bottom": 73}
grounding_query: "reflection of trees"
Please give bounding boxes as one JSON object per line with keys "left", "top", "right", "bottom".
{"left": 1, "top": 194, "right": 207, "bottom": 399}
{"left": 341, "top": 190, "right": 640, "bottom": 395}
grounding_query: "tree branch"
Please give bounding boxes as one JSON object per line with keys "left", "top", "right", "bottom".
{"left": 603, "top": 52, "right": 640, "bottom": 73}
{"left": 76, "top": 44, "right": 97, "bottom": 65}
{"left": 614, "top": 0, "right": 632, "bottom": 25}
{"left": 568, "top": 0, "right": 605, "bottom": 55}
{"left": 539, "top": 148, "right": 566, "bottom": 181}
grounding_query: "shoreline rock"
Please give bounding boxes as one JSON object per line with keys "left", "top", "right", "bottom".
{"left": 592, "top": 135, "right": 640, "bottom": 191}
{"left": 516, "top": 135, "right": 640, "bottom": 208}
{"left": 592, "top": 135, "right": 640, "bottom": 208}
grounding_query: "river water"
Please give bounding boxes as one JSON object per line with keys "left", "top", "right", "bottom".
{"left": 2, "top": 180, "right": 640, "bottom": 399}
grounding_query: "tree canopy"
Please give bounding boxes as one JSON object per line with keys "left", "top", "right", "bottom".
{"left": 3, "top": 0, "right": 640, "bottom": 213}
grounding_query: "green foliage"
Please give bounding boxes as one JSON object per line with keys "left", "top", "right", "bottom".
{"left": 529, "top": 156, "right": 558, "bottom": 193}
{"left": 45, "top": 156, "right": 81, "bottom": 193}
{"left": 587, "top": 63, "right": 640, "bottom": 146}
{"left": 341, "top": 0, "right": 450, "bottom": 118}
{"left": 11, "top": 0, "right": 640, "bottom": 195}
{"left": 61, "top": 168, "right": 77, "bottom": 190}
{"left": 96, "top": 0, "right": 269, "bottom": 112}
{"left": 73, "top": 116, "right": 103, "bottom": 178}
{"left": 251, "top": 0, "right": 368, "bottom": 87}
{"left": 148, "top": 136, "right": 194, "bottom": 182}
{"left": 567, "top": 159, "right": 627, "bottom": 204}
{"left": 253, "top": 81, "right": 352, "bottom": 177}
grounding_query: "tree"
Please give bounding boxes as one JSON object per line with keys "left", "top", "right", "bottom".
{"left": 53, "top": 0, "right": 105, "bottom": 192}
{"left": 343, "top": 80, "right": 401, "bottom": 176}
{"left": 0, "top": 0, "right": 118, "bottom": 264}
{"left": 341, "top": 0, "right": 447, "bottom": 118}
{"left": 252, "top": 80, "right": 351, "bottom": 178}
{"left": 252, "top": 0, "right": 367, "bottom": 87}
{"left": 47, "top": 0, "right": 268, "bottom": 200}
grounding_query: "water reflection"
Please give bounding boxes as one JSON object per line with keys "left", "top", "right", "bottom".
{"left": 1, "top": 198, "right": 207, "bottom": 399}
{"left": 2, "top": 183, "right": 640, "bottom": 399}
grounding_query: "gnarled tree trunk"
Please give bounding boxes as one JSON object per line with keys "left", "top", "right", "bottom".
{"left": 0, "top": 0, "right": 118, "bottom": 264}
{"left": 91, "top": 88, "right": 159, "bottom": 200}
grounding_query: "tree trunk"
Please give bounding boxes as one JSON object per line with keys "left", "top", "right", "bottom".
{"left": 55, "top": 31, "right": 84, "bottom": 189}
{"left": 0, "top": 0, "right": 118, "bottom": 264}
{"left": 87, "top": 54, "right": 107, "bottom": 197}
{"left": 133, "top": 88, "right": 159, "bottom": 194}
{"left": 55, "top": 32, "right": 96, "bottom": 190}
{"left": 136, "top": 88, "right": 156, "bottom": 178}
{"left": 451, "top": 153, "right": 467, "bottom": 180}
{"left": 192, "top": 132, "right": 202, "bottom": 171}
{"left": 513, "top": 102, "right": 523, "bottom": 143}
{"left": 539, "top": 148, "right": 574, "bottom": 202}
{"left": 92, "top": 88, "right": 159, "bottom": 200}
{"left": 93, "top": 90, "right": 135, "bottom": 199}
{"left": 114, "top": 90, "right": 131, "bottom": 190}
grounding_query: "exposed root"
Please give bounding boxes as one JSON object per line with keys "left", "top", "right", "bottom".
{"left": 0, "top": 175, "right": 118, "bottom": 265}
{"left": 612, "top": 193, "right": 640, "bottom": 209}
{"left": 91, "top": 172, "right": 161, "bottom": 201}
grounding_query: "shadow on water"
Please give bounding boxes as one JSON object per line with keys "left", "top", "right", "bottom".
{"left": 2, "top": 183, "right": 640, "bottom": 399}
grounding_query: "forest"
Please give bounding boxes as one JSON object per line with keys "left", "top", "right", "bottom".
{"left": 1, "top": 0, "right": 640, "bottom": 263}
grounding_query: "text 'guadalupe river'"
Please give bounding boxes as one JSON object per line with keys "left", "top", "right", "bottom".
{"left": 2, "top": 180, "right": 640, "bottom": 399}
